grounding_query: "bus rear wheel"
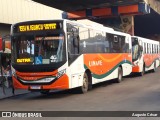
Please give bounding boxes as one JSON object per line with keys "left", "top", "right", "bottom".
{"left": 115, "top": 67, "right": 123, "bottom": 83}
{"left": 78, "top": 73, "right": 89, "bottom": 93}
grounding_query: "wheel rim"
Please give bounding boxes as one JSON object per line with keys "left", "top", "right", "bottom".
{"left": 82, "top": 74, "right": 88, "bottom": 92}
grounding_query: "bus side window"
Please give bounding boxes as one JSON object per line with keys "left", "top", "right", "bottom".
{"left": 105, "top": 34, "right": 110, "bottom": 53}
{"left": 107, "top": 33, "right": 113, "bottom": 53}
{"left": 67, "top": 30, "right": 79, "bottom": 55}
{"left": 150, "top": 44, "right": 151, "bottom": 54}
{"left": 73, "top": 35, "right": 80, "bottom": 54}
{"left": 146, "top": 43, "right": 149, "bottom": 54}
{"left": 148, "top": 44, "right": 150, "bottom": 54}
{"left": 150, "top": 44, "right": 152, "bottom": 54}
{"left": 121, "top": 36, "right": 129, "bottom": 53}
{"left": 143, "top": 43, "right": 145, "bottom": 54}
{"left": 112, "top": 36, "right": 121, "bottom": 53}
{"left": 67, "top": 34, "right": 74, "bottom": 55}
{"left": 152, "top": 44, "right": 154, "bottom": 54}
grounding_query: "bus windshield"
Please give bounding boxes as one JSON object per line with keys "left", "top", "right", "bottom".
{"left": 132, "top": 37, "right": 141, "bottom": 62}
{"left": 12, "top": 33, "right": 65, "bottom": 65}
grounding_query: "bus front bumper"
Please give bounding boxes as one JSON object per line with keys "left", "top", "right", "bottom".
{"left": 12, "top": 74, "right": 69, "bottom": 90}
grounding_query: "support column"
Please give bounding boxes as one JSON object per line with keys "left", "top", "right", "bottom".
{"left": 100, "top": 15, "right": 134, "bottom": 35}
{"left": 120, "top": 16, "right": 134, "bottom": 35}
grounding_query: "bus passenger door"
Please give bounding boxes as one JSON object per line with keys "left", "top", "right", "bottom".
{"left": 67, "top": 26, "right": 80, "bottom": 65}
{"left": 132, "top": 38, "right": 143, "bottom": 72}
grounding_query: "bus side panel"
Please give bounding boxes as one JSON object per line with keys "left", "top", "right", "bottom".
{"left": 84, "top": 53, "right": 132, "bottom": 84}
{"left": 67, "top": 55, "right": 85, "bottom": 89}
{"left": 144, "top": 54, "right": 159, "bottom": 71}
{"left": 153, "top": 54, "right": 160, "bottom": 68}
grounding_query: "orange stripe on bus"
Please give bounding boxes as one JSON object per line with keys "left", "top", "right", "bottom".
{"left": 84, "top": 53, "right": 132, "bottom": 75}
{"left": 144, "top": 54, "right": 159, "bottom": 67}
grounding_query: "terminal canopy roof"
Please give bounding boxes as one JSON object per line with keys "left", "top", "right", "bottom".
{"left": 33, "top": 0, "right": 144, "bottom": 12}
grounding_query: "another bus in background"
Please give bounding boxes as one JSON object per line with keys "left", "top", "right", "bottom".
{"left": 0, "top": 35, "right": 12, "bottom": 90}
{"left": 132, "top": 36, "right": 160, "bottom": 76}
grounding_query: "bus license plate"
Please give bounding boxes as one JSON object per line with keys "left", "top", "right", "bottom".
{"left": 30, "top": 86, "right": 41, "bottom": 89}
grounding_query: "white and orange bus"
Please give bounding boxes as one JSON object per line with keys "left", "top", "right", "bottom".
{"left": 10, "top": 19, "right": 133, "bottom": 93}
{"left": 132, "top": 36, "right": 160, "bottom": 76}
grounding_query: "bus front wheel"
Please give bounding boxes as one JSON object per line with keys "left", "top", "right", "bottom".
{"left": 78, "top": 73, "right": 89, "bottom": 93}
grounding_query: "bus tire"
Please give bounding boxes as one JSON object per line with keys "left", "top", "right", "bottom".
{"left": 86, "top": 70, "right": 92, "bottom": 90}
{"left": 140, "top": 64, "right": 145, "bottom": 76}
{"left": 78, "top": 73, "right": 89, "bottom": 93}
{"left": 152, "top": 62, "right": 157, "bottom": 73}
{"left": 115, "top": 67, "right": 123, "bottom": 83}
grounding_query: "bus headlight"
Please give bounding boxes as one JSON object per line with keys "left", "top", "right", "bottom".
{"left": 36, "top": 77, "right": 56, "bottom": 83}
{"left": 56, "top": 69, "right": 66, "bottom": 78}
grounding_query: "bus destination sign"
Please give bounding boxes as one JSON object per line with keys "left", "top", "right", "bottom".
{"left": 18, "top": 23, "right": 58, "bottom": 32}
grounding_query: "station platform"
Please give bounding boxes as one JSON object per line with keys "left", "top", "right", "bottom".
{"left": 0, "top": 87, "right": 29, "bottom": 99}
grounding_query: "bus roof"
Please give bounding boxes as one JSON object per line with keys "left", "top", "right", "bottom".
{"left": 132, "top": 36, "right": 159, "bottom": 44}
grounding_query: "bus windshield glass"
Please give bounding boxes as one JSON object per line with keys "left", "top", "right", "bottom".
{"left": 132, "top": 37, "right": 141, "bottom": 62}
{"left": 12, "top": 34, "right": 65, "bottom": 65}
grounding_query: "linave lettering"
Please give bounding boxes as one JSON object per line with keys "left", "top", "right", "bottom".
{"left": 89, "top": 60, "right": 102, "bottom": 67}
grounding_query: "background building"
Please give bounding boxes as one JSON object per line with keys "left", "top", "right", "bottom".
{"left": 0, "top": 0, "right": 101, "bottom": 37}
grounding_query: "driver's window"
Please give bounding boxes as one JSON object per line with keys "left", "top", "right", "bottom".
{"left": 67, "top": 25, "right": 79, "bottom": 55}
{"left": 67, "top": 34, "right": 74, "bottom": 54}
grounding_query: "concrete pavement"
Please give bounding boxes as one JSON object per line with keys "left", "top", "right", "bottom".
{"left": 0, "top": 87, "right": 28, "bottom": 99}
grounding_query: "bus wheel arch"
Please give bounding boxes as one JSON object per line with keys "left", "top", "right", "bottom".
{"left": 85, "top": 69, "right": 92, "bottom": 90}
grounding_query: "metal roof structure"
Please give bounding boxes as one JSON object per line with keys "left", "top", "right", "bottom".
{"left": 33, "top": 0, "right": 144, "bottom": 12}
{"left": 33, "top": 0, "right": 150, "bottom": 19}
